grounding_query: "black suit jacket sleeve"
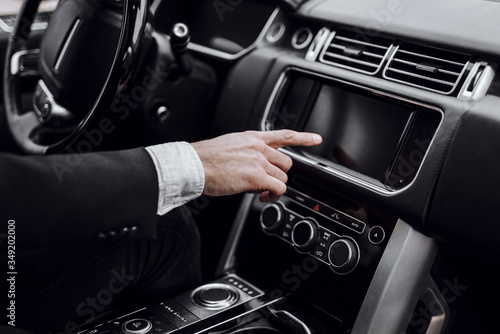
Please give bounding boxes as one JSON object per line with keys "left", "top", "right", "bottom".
{"left": 0, "top": 147, "right": 159, "bottom": 249}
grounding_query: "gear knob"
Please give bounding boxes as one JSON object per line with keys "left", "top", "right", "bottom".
{"left": 170, "top": 23, "right": 193, "bottom": 75}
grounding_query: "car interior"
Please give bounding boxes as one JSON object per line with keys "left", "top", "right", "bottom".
{"left": 1, "top": 0, "right": 500, "bottom": 333}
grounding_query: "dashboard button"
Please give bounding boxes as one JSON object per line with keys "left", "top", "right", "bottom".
{"left": 151, "top": 299, "right": 198, "bottom": 329}
{"left": 122, "top": 319, "right": 152, "bottom": 334}
{"left": 368, "top": 226, "right": 386, "bottom": 244}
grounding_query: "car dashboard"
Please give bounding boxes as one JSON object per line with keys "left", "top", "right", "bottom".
{"left": 2, "top": 0, "right": 500, "bottom": 333}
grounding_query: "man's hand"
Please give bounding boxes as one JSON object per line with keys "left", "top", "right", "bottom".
{"left": 191, "top": 130, "right": 322, "bottom": 202}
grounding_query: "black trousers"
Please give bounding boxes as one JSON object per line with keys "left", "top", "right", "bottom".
{"left": 1, "top": 207, "right": 202, "bottom": 334}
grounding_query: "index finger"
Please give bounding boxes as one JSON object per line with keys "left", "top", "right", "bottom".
{"left": 260, "top": 129, "right": 323, "bottom": 149}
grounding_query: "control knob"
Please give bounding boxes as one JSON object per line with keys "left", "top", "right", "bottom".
{"left": 328, "top": 238, "right": 359, "bottom": 274}
{"left": 291, "top": 218, "right": 319, "bottom": 253}
{"left": 260, "top": 203, "right": 285, "bottom": 233}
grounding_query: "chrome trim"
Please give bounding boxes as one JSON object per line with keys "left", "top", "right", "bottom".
{"left": 10, "top": 49, "right": 40, "bottom": 77}
{"left": 172, "top": 22, "right": 189, "bottom": 39}
{"left": 187, "top": 7, "right": 280, "bottom": 61}
{"left": 259, "top": 202, "right": 284, "bottom": 233}
{"left": 305, "top": 27, "right": 330, "bottom": 61}
{"left": 113, "top": 307, "right": 148, "bottom": 320}
{"left": 260, "top": 67, "right": 444, "bottom": 196}
{"left": 230, "top": 326, "right": 284, "bottom": 334}
{"left": 351, "top": 220, "right": 440, "bottom": 334}
{"left": 368, "top": 226, "right": 386, "bottom": 245}
{"left": 267, "top": 308, "right": 312, "bottom": 334}
{"left": 0, "top": 18, "right": 13, "bottom": 33}
{"left": 382, "top": 43, "right": 471, "bottom": 95}
{"left": 458, "top": 61, "right": 495, "bottom": 100}
{"left": 328, "top": 236, "right": 359, "bottom": 275}
{"left": 318, "top": 30, "right": 394, "bottom": 75}
{"left": 291, "top": 218, "right": 317, "bottom": 251}
{"left": 191, "top": 283, "right": 240, "bottom": 310}
{"left": 266, "top": 22, "right": 286, "bottom": 43}
{"left": 418, "top": 284, "right": 449, "bottom": 334}
{"left": 328, "top": 239, "right": 353, "bottom": 268}
{"left": 122, "top": 319, "right": 152, "bottom": 334}
{"left": 54, "top": 18, "right": 81, "bottom": 71}
{"left": 291, "top": 27, "right": 313, "bottom": 50}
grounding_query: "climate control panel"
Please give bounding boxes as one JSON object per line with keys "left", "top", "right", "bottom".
{"left": 259, "top": 188, "right": 387, "bottom": 275}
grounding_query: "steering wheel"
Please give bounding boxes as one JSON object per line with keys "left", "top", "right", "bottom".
{"left": 3, "top": 0, "right": 148, "bottom": 154}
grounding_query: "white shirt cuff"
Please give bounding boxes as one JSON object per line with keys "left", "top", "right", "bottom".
{"left": 145, "top": 142, "right": 205, "bottom": 216}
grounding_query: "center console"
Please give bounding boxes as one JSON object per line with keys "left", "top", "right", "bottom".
{"left": 78, "top": 66, "right": 447, "bottom": 334}
{"left": 77, "top": 44, "right": 449, "bottom": 333}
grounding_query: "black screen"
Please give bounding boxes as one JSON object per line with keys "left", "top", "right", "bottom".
{"left": 299, "top": 84, "right": 413, "bottom": 182}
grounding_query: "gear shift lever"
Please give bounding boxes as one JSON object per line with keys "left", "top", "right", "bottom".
{"left": 170, "top": 23, "right": 193, "bottom": 75}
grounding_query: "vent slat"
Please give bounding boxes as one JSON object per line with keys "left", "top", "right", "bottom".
{"left": 397, "top": 49, "right": 467, "bottom": 66}
{"left": 437, "top": 68, "right": 461, "bottom": 76}
{"left": 334, "top": 36, "right": 390, "bottom": 50}
{"left": 327, "top": 44, "right": 385, "bottom": 60}
{"left": 393, "top": 58, "right": 461, "bottom": 76}
{"left": 362, "top": 51, "right": 384, "bottom": 59}
{"left": 323, "top": 52, "right": 380, "bottom": 68}
{"left": 318, "top": 30, "right": 393, "bottom": 74}
{"left": 386, "top": 68, "right": 455, "bottom": 86}
{"left": 384, "top": 42, "right": 471, "bottom": 94}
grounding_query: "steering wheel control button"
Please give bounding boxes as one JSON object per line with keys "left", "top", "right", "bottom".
{"left": 122, "top": 319, "right": 152, "bottom": 334}
{"left": 260, "top": 203, "right": 285, "bottom": 233}
{"left": 328, "top": 238, "right": 360, "bottom": 275}
{"left": 292, "top": 28, "right": 313, "bottom": 50}
{"left": 191, "top": 283, "right": 239, "bottom": 310}
{"left": 368, "top": 226, "right": 386, "bottom": 244}
{"left": 291, "top": 219, "right": 319, "bottom": 253}
{"left": 156, "top": 106, "right": 171, "bottom": 124}
{"left": 40, "top": 101, "right": 52, "bottom": 119}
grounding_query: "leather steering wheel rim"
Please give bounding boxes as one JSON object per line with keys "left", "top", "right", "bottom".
{"left": 3, "top": 0, "right": 149, "bottom": 154}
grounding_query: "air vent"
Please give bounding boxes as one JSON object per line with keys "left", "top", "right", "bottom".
{"left": 318, "top": 29, "right": 393, "bottom": 74}
{"left": 384, "top": 42, "right": 471, "bottom": 94}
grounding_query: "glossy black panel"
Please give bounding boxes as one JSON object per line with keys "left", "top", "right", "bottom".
{"left": 265, "top": 70, "right": 443, "bottom": 191}
{"left": 233, "top": 182, "right": 398, "bottom": 328}
{"left": 301, "top": 83, "right": 412, "bottom": 182}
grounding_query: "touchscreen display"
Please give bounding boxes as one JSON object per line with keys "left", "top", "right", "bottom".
{"left": 299, "top": 84, "right": 414, "bottom": 182}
